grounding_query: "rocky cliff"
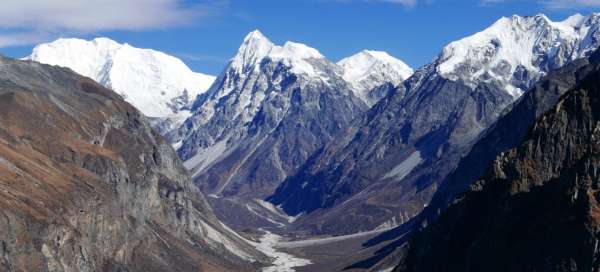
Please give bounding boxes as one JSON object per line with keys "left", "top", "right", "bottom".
{"left": 0, "top": 56, "right": 263, "bottom": 272}
{"left": 396, "top": 53, "right": 600, "bottom": 272}
{"left": 420, "top": 49, "right": 600, "bottom": 225}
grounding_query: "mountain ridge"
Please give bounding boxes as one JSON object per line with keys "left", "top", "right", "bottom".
{"left": 0, "top": 56, "right": 264, "bottom": 271}
{"left": 437, "top": 13, "right": 600, "bottom": 97}
{"left": 396, "top": 49, "right": 600, "bottom": 272}
{"left": 268, "top": 12, "right": 600, "bottom": 236}
{"left": 175, "top": 30, "right": 368, "bottom": 199}
{"left": 27, "top": 37, "right": 216, "bottom": 134}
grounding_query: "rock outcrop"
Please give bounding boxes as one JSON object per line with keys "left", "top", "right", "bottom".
{"left": 0, "top": 56, "right": 263, "bottom": 272}
{"left": 396, "top": 52, "right": 600, "bottom": 272}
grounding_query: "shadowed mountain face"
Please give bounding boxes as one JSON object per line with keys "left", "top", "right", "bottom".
{"left": 340, "top": 49, "right": 600, "bottom": 272}
{"left": 268, "top": 14, "right": 600, "bottom": 235}
{"left": 0, "top": 57, "right": 263, "bottom": 272}
{"left": 396, "top": 58, "right": 600, "bottom": 272}
{"left": 267, "top": 65, "right": 515, "bottom": 235}
{"left": 420, "top": 50, "right": 600, "bottom": 226}
{"left": 175, "top": 31, "right": 368, "bottom": 200}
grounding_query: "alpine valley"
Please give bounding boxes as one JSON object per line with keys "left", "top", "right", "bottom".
{"left": 5, "top": 10, "right": 600, "bottom": 272}
{"left": 270, "top": 13, "right": 600, "bottom": 236}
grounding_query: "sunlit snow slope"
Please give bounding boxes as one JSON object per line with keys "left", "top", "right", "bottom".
{"left": 27, "top": 37, "right": 216, "bottom": 131}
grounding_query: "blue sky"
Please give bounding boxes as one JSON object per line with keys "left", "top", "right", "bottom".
{"left": 0, "top": 0, "right": 599, "bottom": 74}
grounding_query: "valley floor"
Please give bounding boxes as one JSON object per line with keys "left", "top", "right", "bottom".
{"left": 253, "top": 230, "right": 312, "bottom": 272}
{"left": 249, "top": 226, "right": 399, "bottom": 272}
{"left": 210, "top": 194, "right": 404, "bottom": 271}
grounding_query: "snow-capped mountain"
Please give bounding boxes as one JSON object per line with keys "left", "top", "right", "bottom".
{"left": 175, "top": 30, "right": 366, "bottom": 202}
{"left": 27, "top": 37, "right": 216, "bottom": 133}
{"left": 396, "top": 51, "right": 600, "bottom": 272}
{"left": 438, "top": 13, "right": 600, "bottom": 97}
{"left": 180, "top": 30, "right": 342, "bottom": 133}
{"left": 338, "top": 50, "right": 413, "bottom": 106}
{"left": 269, "top": 13, "right": 600, "bottom": 235}
{"left": 230, "top": 30, "right": 333, "bottom": 81}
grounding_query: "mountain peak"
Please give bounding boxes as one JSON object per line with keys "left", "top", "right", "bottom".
{"left": 240, "top": 30, "right": 273, "bottom": 52}
{"left": 231, "top": 30, "right": 327, "bottom": 77}
{"left": 353, "top": 49, "right": 393, "bottom": 60}
{"left": 437, "top": 13, "right": 600, "bottom": 98}
{"left": 366, "top": 50, "right": 410, "bottom": 67}
{"left": 243, "top": 30, "right": 270, "bottom": 43}
{"left": 338, "top": 49, "right": 413, "bottom": 105}
{"left": 489, "top": 14, "right": 552, "bottom": 32}
{"left": 275, "top": 41, "right": 324, "bottom": 60}
{"left": 45, "top": 37, "right": 122, "bottom": 52}
{"left": 363, "top": 49, "right": 388, "bottom": 57}
{"left": 28, "top": 37, "right": 216, "bottom": 124}
{"left": 561, "top": 13, "right": 586, "bottom": 27}
{"left": 508, "top": 13, "right": 550, "bottom": 23}
{"left": 338, "top": 49, "right": 412, "bottom": 81}
{"left": 232, "top": 30, "right": 275, "bottom": 71}
{"left": 91, "top": 36, "right": 121, "bottom": 46}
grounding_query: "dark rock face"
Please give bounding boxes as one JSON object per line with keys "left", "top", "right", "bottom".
{"left": 396, "top": 61, "right": 600, "bottom": 272}
{"left": 341, "top": 50, "right": 600, "bottom": 272}
{"left": 363, "top": 82, "right": 396, "bottom": 107}
{"left": 197, "top": 72, "right": 365, "bottom": 199}
{"left": 420, "top": 50, "right": 600, "bottom": 225}
{"left": 268, "top": 15, "right": 600, "bottom": 235}
{"left": 0, "top": 57, "right": 263, "bottom": 272}
{"left": 268, "top": 63, "right": 516, "bottom": 235}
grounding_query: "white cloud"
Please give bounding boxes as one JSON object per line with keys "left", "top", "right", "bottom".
{"left": 0, "top": 0, "right": 223, "bottom": 48}
{"left": 481, "top": 0, "right": 600, "bottom": 8}
{"left": 0, "top": 32, "right": 50, "bottom": 48}
{"left": 480, "top": 0, "right": 507, "bottom": 5}
{"left": 542, "top": 0, "right": 600, "bottom": 8}
{"left": 381, "top": 0, "right": 418, "bottom": 7}
{"left": 333, "top": 0, "right": 418, "bottom": 7}
{"left": 0, "top": 0, "right": 221, "bottom": 31}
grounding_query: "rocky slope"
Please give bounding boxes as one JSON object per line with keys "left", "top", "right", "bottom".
{"left": 26, "top": 37, "right": 216, "bottom": 134}
{"left": 421, "top": 48, "right": 600, "bottom": 224}
{"left": 396, "top": 50, "right": 600, "bottom": 272}
{"left": 341, "top": 47, "right": 600, "bottom": 272}
{"left": 174, "top": 30, "right": 368, "bottom": 201}
{"left": 338, "top": 50, "right": 413, "bottom": 106}
{"left": 269, "top": 13, "right": 600, "bottom": 235}
{"left": 0, "top": 56, "right": 263, "bottom": 271}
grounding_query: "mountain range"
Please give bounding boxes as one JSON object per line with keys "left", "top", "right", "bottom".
{"left": 346, "top": 46, "right": 600, "bottom": 272}
{"left": 11, "top": 12, "right": 600, "bottom": 272}
{"left": 396, "top": 48, "right": 600, "bottom": 272}
{"left": 268, "top": 13, "right": 600, "bottom": 235}
{"left": 26, "top": 32, "right": 415, "bottom": 234}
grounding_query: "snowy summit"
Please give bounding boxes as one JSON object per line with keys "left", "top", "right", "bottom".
{"left": 173, "top": 29, "right": 368, "bottom": 198}
{"left": 437, "top": 13, "right": 600, "bottom": 98}
{"left": 338, "top": 50, "right": 413, "bottom": 105}
{"left": 230, "top": 30, "right": 327, "bottom": 78}
{"left": 27, "top": 37, "right": 216, "bottom": 129}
